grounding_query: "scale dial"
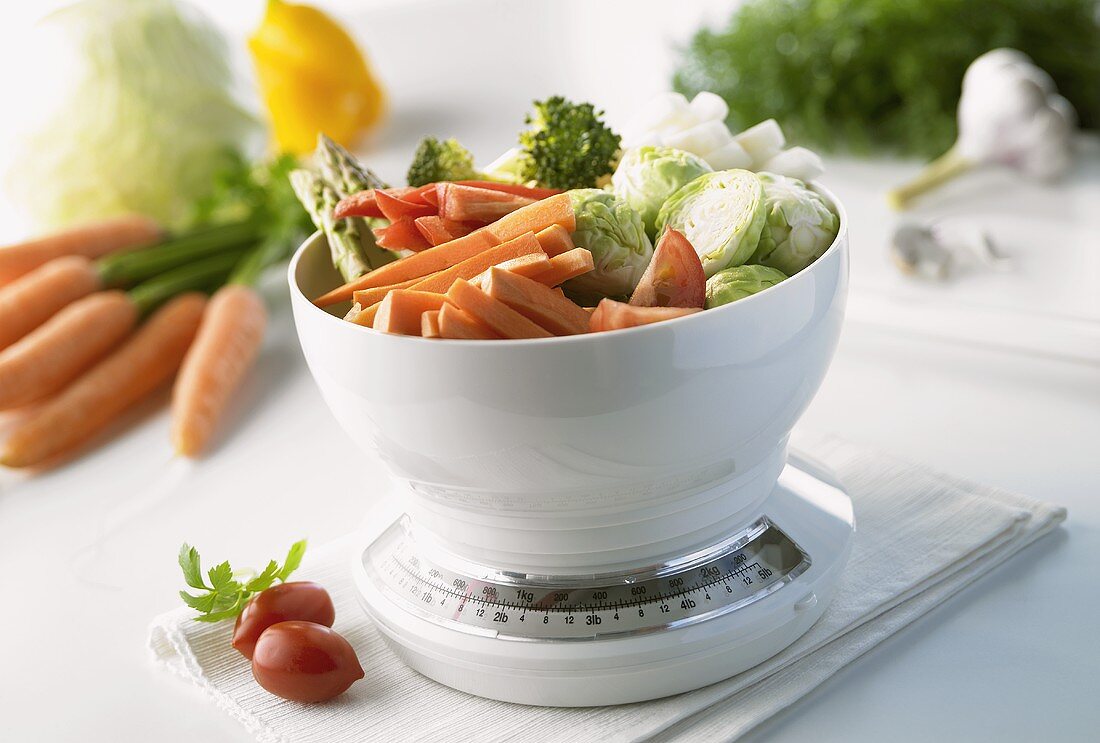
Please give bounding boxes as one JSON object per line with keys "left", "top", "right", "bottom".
{"left": 364, "top": 515, "right": 810, "bottom": 640}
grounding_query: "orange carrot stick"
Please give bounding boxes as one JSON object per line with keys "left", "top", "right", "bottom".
{"left": 0, "top": 215, "right": 161, "bottom": 286}
{"left": 0, "top": 291, "right": 138, "bottom": 410}
{"left": 171, "top": 286, "right": 267, "bottom": 457}
{"left": 531, "top": 248, "right": 595, "bottom": 287}
{"left": 534, "top": 224, "right": 575, "bottom": 257}
{"left": 373, "top": 290, "right": 447, "bottom": 336}
{"left": 484, "top": 267, "right": 590, "bottom": 336}
{"left": 438, "top": 303, "right": 500, "bottom": 340}
{"left": 352, "top": 276, "right": 424, "bottom": 307}
{"left": 470, "top": 252, "right": 552, "bottom": 288}
{"left": 315, "top": 194, "right": 576, "bottom": 307}
{"left": 406, "top": 232, "right": 544, "bottom": 295}
{"left": 445, "top": 279, "right": 552, "bottom": 339}
{"left": 0, "top": 256, "right": 103, "bottom": 351}
{"left": 421, "top": 310, "right": 442, "bottom": 338}
{"left": 589, "top": 299, "right": 701, "bottom": 332}
{"left": 0, "top": 293, "right": 206, "bottom": 468}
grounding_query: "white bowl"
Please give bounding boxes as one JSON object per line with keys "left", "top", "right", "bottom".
{"left": 289, "top": 190, "right": 848, "bottom": 569}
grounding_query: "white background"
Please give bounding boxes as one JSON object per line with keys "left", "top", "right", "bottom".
{"left": 1, "top": 1, "right": 1098, "bottom": 741}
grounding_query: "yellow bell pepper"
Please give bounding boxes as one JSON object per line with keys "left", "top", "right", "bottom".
{"left": 249, "top": 0, "right": 385, "bottom": 155}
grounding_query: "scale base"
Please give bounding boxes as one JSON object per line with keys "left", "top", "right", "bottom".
{"left": 353, "top": 456, "right": 854, "bottom": 707}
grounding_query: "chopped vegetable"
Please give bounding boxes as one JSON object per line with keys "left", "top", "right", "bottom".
{"left": 446, "top": 279, "right": 553, "bottom": 339}
{"left": 0, "top": 216, "right": 162, "bottom": 286}
{"left": 437, "top": 183, "right": 536, "bottom": 223}
{"left": 534, "top": 224, "right": 575, "bottom": 258}
{"left": 178, "top": 539, "right": 307, "bottom": 623}
{"left": 406, "top": 137, "right": 480, "bottom": 187}
{"left": 516, "top": 97, "right": 622, "bottom": 189}
{"left": 656, "top": 170, "right": 765, "bottom": 277}
{"left": 405, "top": 232, "right": 544, "bottom": 295}
{"left": 484, "top": 268, "right": 590, "bottom": 336}
{"left": 414, "top": 216, "right": 470, "bottom": 246}
{"left": 421, "top": 311, "right": 442, "bottom": 338}
{"left": 564, "top": 190, "right": 653, "bottom": 301}
{"left": 589, "top": 299, "right": 701, "bottom": 332}
{"left": 0, "top": 291, "right": 137, "bottom": 410}
{"left": 612, "top": 146, "right": 713, "bottom": 239}
{"left": 438, "top": 303, "right": 499, "bottom": 340}
{"left": 373, "top": 290, "right": 447, "bottom": 336}
{"left": 888, "top": 49, "right": 1077, "bottom": 209}
{"left": 291, "top": 169, "right": 375, "bottom": 282}
{"left": 531, "top": 248, "right": 596, "bottom": 288}
{"left": 0, "top": 257, "right": 102, "bottom": 352}
{"left": 750, "top": 173, "right": 839, "bottom": 275}
{"left": 0, "top": 293, "right": 206, "bottom": 468}
{"left": 352, "top": 277, "right": 425, "bottom": 307}
{"left": 629, "top": 228, "right": 706, "bottom": 308}
{"left": 171, "top": 285, "right": 267, "bottom": 457}
{"left": 375, "top": 217, "right": 432, "bottom": 252}
{"left": 470, "top": 253, "right": 552, "bottom": 288}
{"left": 705, "top": 265, "right": 789, "bottom": 309}
{"left": 674, "top": 0, "right": 1100, "bottom": 157}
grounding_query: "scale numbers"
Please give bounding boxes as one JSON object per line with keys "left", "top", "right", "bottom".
{"left": 364, "top": 516, "right": 809, "bottom": 640}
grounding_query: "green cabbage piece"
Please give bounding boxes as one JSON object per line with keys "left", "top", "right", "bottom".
{"left": 750, "top": 172, "right": 839, "bottom": 275}
{"left": 705, "top": 264, "right": 788, "bottom": 308}
{"left": 656, "top": 169, "right": 766, "bottom": 277}
{"left": 5, "top": 0, "right": 259, "bottom": 230}
{"left": 611, "top": 146, "right": 713, "bottom": 239}
{"left": 564, "top": 189, "right": 654, "bottom": 301}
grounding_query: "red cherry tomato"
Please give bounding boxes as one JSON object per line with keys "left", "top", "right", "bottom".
{"left": 233, "top": 582, "right": 335, "bottom": 659}
{"left": 251, "top": 621, "right": 364, "bottom": 703}
{"left": 629, "top": 227, "right": 706, "bottom": 308}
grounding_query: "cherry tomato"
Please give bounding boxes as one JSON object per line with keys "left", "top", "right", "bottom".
{"left": 232, "top": 582, "right": 335, "bottom": 659}
{"left": 629, "top": 227, "right": 706, "bottom": 308}
{"left": 251, "top": 621, "right": 364, "bottom": 703}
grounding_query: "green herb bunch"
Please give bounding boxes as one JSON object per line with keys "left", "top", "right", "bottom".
{"left": 179, "top": 540, "right": 307, "bottom": 622}
{"left": 674, "top": 0, "right": 1100, "bottom": 157}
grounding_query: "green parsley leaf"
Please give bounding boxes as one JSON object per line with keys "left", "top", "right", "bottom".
{"left": 177, "top": 540, "right": 308, "bottom": 622}
{"left": 277, "top": 540, "right": 307, "bottom": 582}
{"left": 178, "top": 544, "right": 207, "bottom": 591}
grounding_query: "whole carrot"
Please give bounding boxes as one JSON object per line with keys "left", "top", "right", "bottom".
{"left": 0, "top": 293, "right": 207, "bottom": 469}
{"left": 0, "top": 291, "right": 138, "bottom": 410}
{"left": 0, "top": 215, "right": 162, "bottom": 286}
{"left": 171, "top": 284, "right": 267, "bottom": 456}
{"left": 0, "top": 256, "right": 102, "bottom": 351}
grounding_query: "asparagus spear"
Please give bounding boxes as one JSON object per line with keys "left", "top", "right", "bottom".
{"left": 316, "top": 133, "right": 387, "bottom": 196}
{"left": 290, "top": 169, "right": 372, "bottom": 283}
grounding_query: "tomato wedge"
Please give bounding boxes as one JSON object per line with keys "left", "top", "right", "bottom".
{"left": 629, "top": 228, "right": 706, "bottom": 308}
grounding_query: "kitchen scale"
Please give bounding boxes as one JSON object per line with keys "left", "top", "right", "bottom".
{"left": 352, "top": 451, "right": 855, "bottom": 707}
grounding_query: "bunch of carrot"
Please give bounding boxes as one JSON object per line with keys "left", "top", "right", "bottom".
{"left": 0, "top": 216, "right": 273, "bottom": 469}
{"left": 314, "top": 192, "right": 704, "bottom": 339}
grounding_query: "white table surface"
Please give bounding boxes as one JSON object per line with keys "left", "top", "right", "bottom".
{"left": 1, "top": 1, "right": 1098, "bottom": 740}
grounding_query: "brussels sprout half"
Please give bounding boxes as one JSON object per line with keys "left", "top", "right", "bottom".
{"left": 611, "top": 146, "right": 712, "bottom": 239}
{"left": 656, "top": 169, "right": 766, "bottom": 277}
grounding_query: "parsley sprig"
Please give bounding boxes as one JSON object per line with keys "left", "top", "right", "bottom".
{"left": 178, "top": 540, "right": 307, "bottom": 623}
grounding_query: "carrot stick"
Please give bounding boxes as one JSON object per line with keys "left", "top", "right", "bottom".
{"left": 589, "top": 299, "right": 701, "bottom": 332}
{"left": 421, "top": 310, "right": 442, "bottom": 338}
{"left": 438, "top": 303, "right": 500, "bottom": 340}
{"left": 352, "top": 276, "right": 424, "bottom": 307}
{"left": 534, "top": 224, "right": 575, "bottom": 258}
{"left": 531, "top": 248, "right": 595, "bottom": 287}
{"left": 373, "top": 290, "right": 447, "bottom": 336}
{"left": 351, "top": 301, "right": 382, "bottom": 327}
{"left": 484, "top": 267, "right": 590, "bottom": 336}
{"left": 170, "top": 286, "right": 266, "bottom": 457}
{"left": 315, "top": 193, "right": 576, "bottom": 307}
{"left": 0, "top": 256, "right": 103, "bottom": 352}
{"left": 470, "top": 252, "right": 552, "bottom": 288}
{"left": 313, "top": 231, "right": 500, "bottom": 307}
{"left": 0, "top": 291, "right": 138, "bottom": 410}
{"left": 0, "top": 293, "right": 206, "bottom": 468}
{"left": 445, "top": 279, "right": 552, "bottom": 339}
{"left": 406, "top": 232, "right": 544, "bottom": 295}
{"left": 0, "top": 215, "right": 162, "bottom": 286}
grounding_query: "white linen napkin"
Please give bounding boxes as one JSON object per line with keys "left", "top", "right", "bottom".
{"left": 148, "top": 433, "right": 1066, "bottom": 743}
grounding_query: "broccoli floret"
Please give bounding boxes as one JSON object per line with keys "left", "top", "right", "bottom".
{"left": 518, "top": 96, "right": 622, "bottom": 190}
{"left": 406, "top": 136, "right": 479, "bottom": 187}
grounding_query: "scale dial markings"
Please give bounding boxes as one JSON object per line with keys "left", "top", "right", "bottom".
{"left": 365, "top": 516, "right": 810, "bottom": 640}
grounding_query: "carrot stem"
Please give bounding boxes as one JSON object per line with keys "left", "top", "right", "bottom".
{"left": 127, "top": 252, "right": 243, "bottom": 316}
{"left": 96, "top": 220, "right": 261, "bottom": 286}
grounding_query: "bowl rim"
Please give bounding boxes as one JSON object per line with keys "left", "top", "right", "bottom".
{"left": 288, "top": 182, "right": 848, "bottom": 346}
